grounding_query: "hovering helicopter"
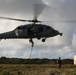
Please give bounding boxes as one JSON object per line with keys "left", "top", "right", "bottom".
{"left": 0, "top": 4, "right": 62, "bottom": 47}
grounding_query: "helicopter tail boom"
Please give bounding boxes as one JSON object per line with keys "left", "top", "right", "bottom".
{"left": 0, "top": 31, "right": 16, "bottom": 39}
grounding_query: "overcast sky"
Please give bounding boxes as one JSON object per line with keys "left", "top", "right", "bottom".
{"left": 0, "top": 0, "right": 76, "bottom": 59}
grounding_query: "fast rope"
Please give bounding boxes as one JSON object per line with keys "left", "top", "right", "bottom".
{"left": 30, "top": 45, "right": 33, "bottom": 59}
{"left": 28, "top": 44, "right": 34, "bottom": 72}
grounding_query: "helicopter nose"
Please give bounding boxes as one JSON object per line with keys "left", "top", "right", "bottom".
{"left": 59, "top": 33, "right": 63, "bottom": 36}
{"left": 55, "top": 30, "right": 63, "bottom": 36}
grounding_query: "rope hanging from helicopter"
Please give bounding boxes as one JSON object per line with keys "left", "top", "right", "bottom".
{"left": 30, "top": 45, "right": 33, "bottom": 59}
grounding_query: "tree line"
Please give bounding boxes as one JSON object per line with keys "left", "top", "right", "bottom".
{"left": 0, "top": 56, "right": 73, "bottom": 64}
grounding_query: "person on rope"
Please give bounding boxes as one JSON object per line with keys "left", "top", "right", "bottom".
{"left": 29, "top": 38, "right": 34, "bottom": 47}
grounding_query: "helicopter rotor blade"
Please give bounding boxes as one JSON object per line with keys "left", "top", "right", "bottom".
{"left": 0, "top": 16, "right": 43, "bottom": 23}
{"left": 0, "top": 16, "right": 30, "bottom": 22}
{"left": 0, "top": 16, "right": 76, "bottom": 23}
{"left": 33, "top": 4, "right": 46, "bottom": 19}
{"left": 0, "top": 4, "right": 47, "bottom": 23}
{"left": 42, "top": 20, "right": 76, "bottom": 23}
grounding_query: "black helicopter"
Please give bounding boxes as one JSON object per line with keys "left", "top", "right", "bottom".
{"left": 0, "top": 4, "right": 62, "bottom": 47}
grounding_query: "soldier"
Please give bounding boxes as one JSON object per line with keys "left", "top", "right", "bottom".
{"left": 58, "top": 57, "right": 62, "bottom": 68}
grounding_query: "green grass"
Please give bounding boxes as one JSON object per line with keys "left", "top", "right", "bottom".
{"left": 0, "top": 64, "right": 76, "bottom": 75}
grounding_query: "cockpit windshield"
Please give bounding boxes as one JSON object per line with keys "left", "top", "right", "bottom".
{"left": 17, "top": 26, "right": 25, "bottom": 30}
{"left": 46, "top": 26, "right": 52, "bottom": 31}
{"left": 46, "top": 26, "right": 54, "bottom": 30}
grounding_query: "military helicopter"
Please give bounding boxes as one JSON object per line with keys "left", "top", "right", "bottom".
{"left": 0, "top": 4, "right": 62, "bottom": 47}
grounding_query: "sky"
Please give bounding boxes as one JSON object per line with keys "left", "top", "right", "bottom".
{"left": 0, "top": 0, "right": 76, "bottom": 59}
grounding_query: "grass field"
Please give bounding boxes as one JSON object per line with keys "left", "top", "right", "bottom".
{"left": 0, "top": 64, "right": 76, "bottom": 75}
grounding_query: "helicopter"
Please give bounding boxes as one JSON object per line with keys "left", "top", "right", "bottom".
{"left": 0, "top": 4, "right": 63, "bottom": 47}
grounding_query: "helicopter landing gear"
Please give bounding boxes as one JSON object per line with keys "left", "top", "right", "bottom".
{"left": 37, "top": 37, "right": 41, "bottom": 40}
{"left": 29, "top": 38, "right": 34, "bottom": 47}
{"left": 42, "top": 38, "right": 46, "bottom": 42}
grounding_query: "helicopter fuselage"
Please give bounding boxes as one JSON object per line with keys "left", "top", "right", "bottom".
{"left": 0, "top": 24, "right": 62, "bottom": 42}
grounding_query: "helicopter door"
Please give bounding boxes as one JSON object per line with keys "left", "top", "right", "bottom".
{"left": 15, "top": 27, "right": 28, "bottom": 37}
{"left": 38, "top": 26, "right": 46, "bottom": 37}
{"left": 19, "top": 29, "right": 28, "bottom": 37}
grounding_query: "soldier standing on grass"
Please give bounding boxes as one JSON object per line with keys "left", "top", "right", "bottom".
{"left": 57, "top": 57, "right": 62, "bottom": 68}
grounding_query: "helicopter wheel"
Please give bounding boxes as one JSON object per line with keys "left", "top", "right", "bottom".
{"left": 42, "top": 38, "right": 46, "bottom": 42}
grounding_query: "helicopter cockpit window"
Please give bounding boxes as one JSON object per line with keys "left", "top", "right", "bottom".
{"left": 17, "top": 27, "right": 22, "bottom": 30}
{"left": 17, "top": 26, "right": 25, "bottom": 30}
